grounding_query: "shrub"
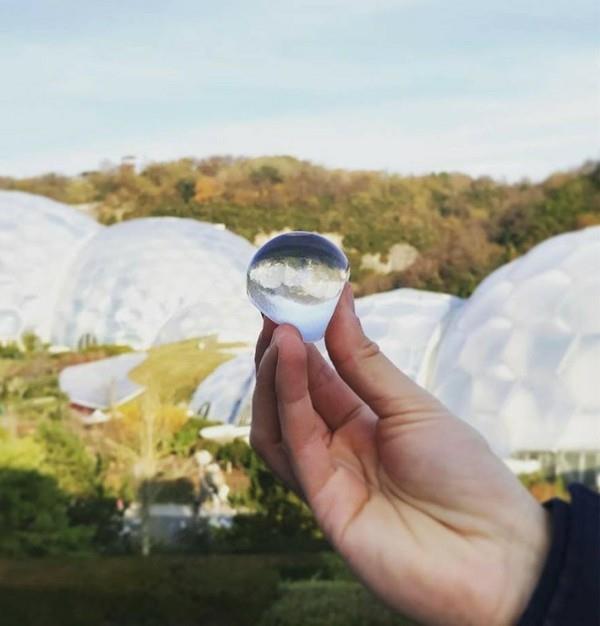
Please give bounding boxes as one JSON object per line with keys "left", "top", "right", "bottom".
{"left": 0, "top": 555, "right": 280, "bottom": 626}
{"left": 258, "top": 580, "right": 419, "bottom": 626}
{"left": 0, "top": 342, "right": 24, "bottom": 359}
{"left": 35, "top": 421, "right": 100, "bottom": 496}
{"left": 0, "top": 469, "right": 93, "bottom": 557}
{"left": 215, "top": 438, "right": 253, "bottom": 468}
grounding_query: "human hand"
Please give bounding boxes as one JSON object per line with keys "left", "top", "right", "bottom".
{"left": 251, "top": 285, "right": 550, "bottom": 626}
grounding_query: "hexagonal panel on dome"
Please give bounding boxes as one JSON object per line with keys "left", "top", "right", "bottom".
{"left": 560, "top": 334, "right": 600, "bottom": 412}
{"left": 557, "top": 277, "right": 600, "bottom": 334}
{"left": 432, "top": 225, "right": 600, "bottom": 454}
{"left": 51, "top": 217, "right": 256, "bottom": 349}
{"left": 0, "top": 191, "right": 101, "bottom": 341}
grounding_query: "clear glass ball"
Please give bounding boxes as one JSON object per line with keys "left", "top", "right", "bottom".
{"left": 247, "top": 232, "right": 350, "bottom": 342}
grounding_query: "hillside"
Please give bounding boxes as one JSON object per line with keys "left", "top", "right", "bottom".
{"left": 1, "top": 156, "right": 599, "bottom": 297}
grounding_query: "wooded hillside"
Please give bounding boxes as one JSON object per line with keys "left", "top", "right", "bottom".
{"left": 2, "top": 156, "right": 598, "bottom": 297}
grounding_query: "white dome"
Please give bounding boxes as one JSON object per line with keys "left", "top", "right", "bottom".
{"left": 192, "top": 288, "right": 463, "bottom": 425}
{"left": 3, "top": 192, "right": 598, "bottom": 458}
{"left": 51, "top": 217, "right": 256, "bottom": 349}
{"left": 351, "top": 289, "right": 463, "bottom": 386}
{"left": 155, "top": 298, "right": 260, "bottom": 347}
{"left": 59, "top": 352, "right": 147, "bottom": 409}
{"left": 194, "top": 227, "right": 600, "bottom": 459}
{"left": 431, "top": 226, "right": 600, "bottom": 455}
{"left": 0, "top": 191, "right": 100, "bottom": 341}
{"left": 190, "top": 352, "right": 255, "bottom": 424}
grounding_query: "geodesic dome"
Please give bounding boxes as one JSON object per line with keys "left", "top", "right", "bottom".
{"left": 154, "top": 298, "right": 260, "bottom": 347}
{"left": 0, "top": 191, "right": 100, "bottom": 341}
{"left": 52, "top": 218, "right": 257, "bottom": 349}
{"left": 431, "top": 226, "right": 600, "bottom": 456}
{"left": 0, "top": 192, "right": 258, "bottom": 349}
{"left": 350, "top": 289, "right": 463, "bottom": 386}
{"left": 193, "top": 227, "right": 600, "bottom": 465}
{"left": 191, "top": 288, "right": 464, "bottom": 426}
{"left": 59, "top": 352, "right": 147, "bottom": 409}
{"left": 190, "top": 352, "right": 255, "bottom": 424}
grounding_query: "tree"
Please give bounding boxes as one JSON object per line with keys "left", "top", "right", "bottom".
{"left": 101, "top": 391, "right": 194, "bottom": 556}
{"left": 194, "top": 175, "right": 222, "bottom": 203}
{"left": 0, "top": 469, "right": 93, "bottom": 556}
{"left": 2, "top": 156, "right": 598, "bottom": 298}
{"left": 36, "top": 420, "right": 100, "bottom": 496}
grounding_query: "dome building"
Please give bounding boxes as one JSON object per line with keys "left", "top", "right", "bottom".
{"left": 1, "top": 191, "right": 598, "bottom": 483}
{"left": 191, "top": 288, "right": 464, "bottom": 424}
{"left": 154, "top": 297, "right": 260, "bottom": 347}
{"left": 345, "top": 289, "right": 463, "bottom": 387}
{"left": 52, "top": 217, "right": 257, "bottom": 349}
{"left": 0, "top": 191, "right": 258, "bottom": 349}
{"left": 431, "top": 226, "right": 600, "bottom": 483}
{"left": 0, "top": 190, "right": 100, "bottom": 341}
{"left": 190, "top": 352, "right": 255, "bottom": 424}
{"left": 191, "top": 227, "right": 600, "bottom": 485}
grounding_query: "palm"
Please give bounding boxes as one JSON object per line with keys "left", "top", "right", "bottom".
{"left": 315, "top": 408, "right": 529, "bottom": 623}
{"left": 251, "top": 287, "right": 549, "bottom": 626}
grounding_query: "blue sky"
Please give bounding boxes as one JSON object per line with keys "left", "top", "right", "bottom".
{"left": 0, "top": 0, "right": 598, "bottom": 180}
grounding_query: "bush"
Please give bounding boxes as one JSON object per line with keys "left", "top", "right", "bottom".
{"left": 67, "top": 495, "right": 122, "bottom": 554}
{"left": 0, "top": 469, "right": 93, "bottom": 557}
{"left": 35, "top": 421, "right": 100, "bottom": 496}
{"left": 215, "top": 438, "right": 253, "bottom": 468}
{"left": 212, "top": 512, "right": 328, "bottom": 554}
{"left": 0, "top": 342, "right": 24, "bottom": 359}
{"left": 258, "top": 580, "right": 418, "bottom": 626}
{"left": 169, "top": 418, "right": 221, "bottom": 457}
{"left": 312, "top": 551, "right": 355, "bottom": 581}
{"left": 273, "top": 551, "right": 354, "bottom": 583}
{"left": 0, "top": 555, "right": 280, "bottom": 626}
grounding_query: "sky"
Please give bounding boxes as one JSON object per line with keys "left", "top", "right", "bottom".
{"left": 0, "top": 0, "right": 598, "bottom": 181}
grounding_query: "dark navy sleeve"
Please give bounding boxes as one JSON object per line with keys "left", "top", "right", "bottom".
{"left": 518, "top": 484, "right": 600, "bottom": 626}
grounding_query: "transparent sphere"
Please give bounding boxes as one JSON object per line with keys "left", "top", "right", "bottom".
{"left": 247, "top": 232, "right": 350, "bottom": 342}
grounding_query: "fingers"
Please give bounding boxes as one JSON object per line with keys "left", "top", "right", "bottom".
{"left": 272, "top": 325, "right": 336, "bottom": 502}
{"left": 255, "top": 314, "right": 370, "bottom": 432}
{"left": 251, "top": 341, "right": 281, "bottom": 447}
{"left": 325, "top": 284, "right": 442, "bottom": 421}
{"left": 254, "top": 315, "right": 277, "bottom": 371}
{"left": 250, "top": 338, "right": 303, "bottom": 495}
{"left": 306, "top": 345, "right": 375, "bottom": 431}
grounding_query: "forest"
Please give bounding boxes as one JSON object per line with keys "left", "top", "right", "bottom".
{"left": 2, "top": 156, "right": 599, "bottom": 298}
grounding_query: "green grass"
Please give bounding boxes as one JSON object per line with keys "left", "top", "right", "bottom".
{"left": 130, "top": 336, "right": 247, "bottom": 403}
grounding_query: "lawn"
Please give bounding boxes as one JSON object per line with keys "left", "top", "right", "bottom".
{"left": 129, "top": 335, "right": 247, "bottom": 403}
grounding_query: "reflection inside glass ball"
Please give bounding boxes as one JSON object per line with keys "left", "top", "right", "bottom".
{"left": 247, "top": 232, "right": 350, "bottom": 342}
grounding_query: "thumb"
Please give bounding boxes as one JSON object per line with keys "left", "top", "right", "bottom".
{"left": 325, "top": 285, "right": 444, "bottom": 421}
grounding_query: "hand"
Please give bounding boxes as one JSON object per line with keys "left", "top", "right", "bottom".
{"left": 250, "top": 285, "right": 550, "bottom": 626}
